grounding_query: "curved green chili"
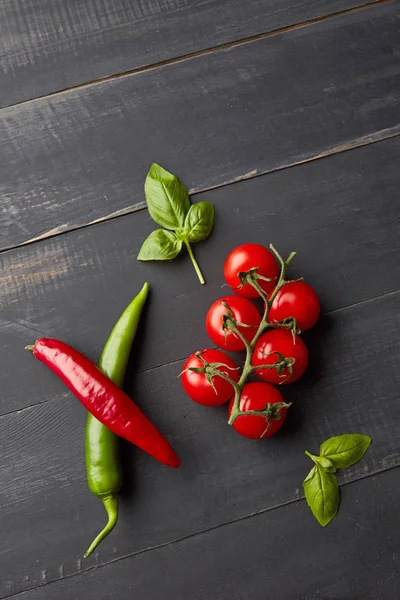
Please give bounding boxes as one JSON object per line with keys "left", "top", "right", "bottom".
{"left": 84, "top": 282, "right": 149, "bottom": 558}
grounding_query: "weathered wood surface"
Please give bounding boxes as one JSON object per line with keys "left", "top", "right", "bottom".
{"left": 10, "top": 468, "right": 400, "bottom": 600}
{"left": 2, "top": 134, "right": 399, "bottom": 406}
{"left": 0, "top": 0, "right": 385, "bottom": 109}
{"left": 1, "top": 1, "right": 399, "bottom": 252}
{"left": 0, "top": 135, "right": 400, "bottom": 595}
{"left": 1, "top": 1, "right": 399, "bottom": 598}
{"left": 0, "top": 293, "right": 399, "bottom": 596}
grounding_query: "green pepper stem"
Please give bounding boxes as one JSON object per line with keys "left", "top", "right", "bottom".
{"left": 84, "top": 494, "right": 118, "bottom": 558}
{"left": 184, "top": 240, "right": 205, "bottom": 285}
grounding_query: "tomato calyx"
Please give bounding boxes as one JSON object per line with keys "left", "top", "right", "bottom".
{"left": 184, "top": 350, "right": 240, "bottom": 396}
{"left": 274, "top": 317, "right": 300, "bottom": 337}
{"left": 228, "top": 400, "right": 292, "bottom": 429}
{"left": 262, "top": 401, "right": 291, "bottom": 420}
{"left": 251, "top": 350, "right": 296, "bottom": 383}
{"left": 221, "top": 301, "right": 258, "bottom": 330}
{"left": 236, "top": 267, "right": 281, "bottom": 303}
{"left": 235, "top": 267, "right": 276, "bottom": 300}
{"left": 220, "top": 300, "right": 258, "bottom": 347}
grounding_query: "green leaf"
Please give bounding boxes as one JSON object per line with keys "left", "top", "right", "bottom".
{"left": 305, "top": 451, "right": 337, "bottom": 473}
{"left": 320, "top": 434, "right": 371, "bottom": 469}
{"left": 183, "top": 202, "right": 214, "bottom": 242}
{"left": 303, "top": 465, "right": 340, "bottom": 527}
{"left": 137, "top": 229, "right": 182, "bottom": 261}
{"left": 144, "top": 164, "right": 190, "bottom": 230}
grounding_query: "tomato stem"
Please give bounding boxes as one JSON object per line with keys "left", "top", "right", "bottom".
{"left": 219, "top": 245, "right": 297, "bottom": 425}
{"left": 186, "top": 244, "right": 297, "bottom": 425}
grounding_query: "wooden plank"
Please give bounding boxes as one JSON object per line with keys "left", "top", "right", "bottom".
{"left": 1, "top": 135, "right": 400, "bottom": 409}
{"left": 13, "top": 468, "right": 399, "bottom": 600}
{"left": 0, "top": 290, "right": 399, "bottom": 596}
{"left": 0, "top": 0, "right": 384, "bottom": 109}
{"left": 1, "top": 1, "right": 399, "bottom": 251}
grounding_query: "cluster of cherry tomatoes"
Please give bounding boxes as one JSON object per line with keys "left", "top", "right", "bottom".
{"left": 181, "top": 244, "right": 320, "bottom": 439}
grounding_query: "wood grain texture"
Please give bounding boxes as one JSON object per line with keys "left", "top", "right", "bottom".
{"left": 12, "top": 468, "right": 399, "bottom": 600}
{"left": 0, "top": 280, "right": 399, "bottom": 595}
{"left": 1, "top": 0, "right": 399, "bottom": 251}
{"left": 0, "top": 0, "right": 385, "bottom": 109}
{"left": 1, "top": 135, "right": 400, "bottom": 413}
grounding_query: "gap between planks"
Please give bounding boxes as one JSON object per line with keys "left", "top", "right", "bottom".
{"left": 3, "top": 462, "right": 400, "bottom": 600}
{"left": 1, "top": 287, "right": 399, "bottom": 422}
{"left": 0, "top": 0, "right": 395, "bottom": 255}
{"left": 1, "top": 0, "right": 391, "bottom": 113}
{"left": 2, "top": 124, "right": 400, "bottom": 256}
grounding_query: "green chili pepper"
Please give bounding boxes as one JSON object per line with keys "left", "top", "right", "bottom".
{"left": 84, "top": 282, "right": 149, "bottom": 558}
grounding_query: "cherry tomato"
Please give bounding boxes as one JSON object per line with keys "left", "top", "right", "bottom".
{"left": 228, "top": 382, "right": 287, "bottom": 439}
{"left": 252, "top": 329, "right": 308, "bottom": 384}
{"left": 268, "top": 281, "right": 320, "bottom": 332}
{"left": 224, "top": 243, "right": 279, "bottom": 298}
{"left": 181, "top": 349, "right": 240, "bottom": 406}
{"left": 206, "top": 296, "right": 261, "bottom": 352}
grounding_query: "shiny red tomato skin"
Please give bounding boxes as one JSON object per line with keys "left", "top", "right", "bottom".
{"left": 252, "top": 329, "right": 308, "bottom": 384}
{"left": 224, "top": 244, "right": 279, "bottom": 298}
{"left": 268, "top": 281, "right": 320, "bottom": 332}
{"left": 228, "top": 382, "right": 287, "bottom": 439}
{"left": 206, "top": 296, "right": 261, "bottom": 352}
{"left": 181, "top": 349, "right": 240, "bottom": 406}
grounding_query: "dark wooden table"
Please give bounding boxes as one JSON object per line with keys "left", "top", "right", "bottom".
{"left": 1, "top": 1, "right": 399, "bottom": 598}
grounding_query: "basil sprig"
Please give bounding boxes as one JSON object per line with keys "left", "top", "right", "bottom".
{"left": 138, "top": 164, "right": 214, "bottom": 284}
{"left": 303, "top": 434, "right": 371, "bottom": 526}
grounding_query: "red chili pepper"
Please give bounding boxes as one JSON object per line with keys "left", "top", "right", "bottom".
{"left": 27, "top": 338, "right": 181, "bottom": 468}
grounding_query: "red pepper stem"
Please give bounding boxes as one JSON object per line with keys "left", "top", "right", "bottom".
{"left": 84, "top": 494, "right": 118, "bottom": 558}
{"left": 25, "top": 345, "right": 35, "bottom": 351}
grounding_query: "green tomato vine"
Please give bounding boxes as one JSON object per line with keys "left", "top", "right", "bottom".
{"left": 190, "top": 244, "right": 300, "bottom": 428}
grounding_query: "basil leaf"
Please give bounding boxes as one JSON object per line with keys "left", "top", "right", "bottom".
{"left": 303, "top": 465, "right": 339, "bottom": 527}
{"left": 183, "top": 202, "right": 214, "bottom": 242}
{"left": 320, "top": 434, "right": 371, "bottom": 469}
{"left": 144, "top": 164, "right": 190, "bottom": 230}
{"left": 137, "top": 229, "right": 182, "bottom": 261}
{"left": 303, "top": 465, "right": 317, "bottom": 484}
{"left": 305, "top": 451, "right": 337, "bottom": 473}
